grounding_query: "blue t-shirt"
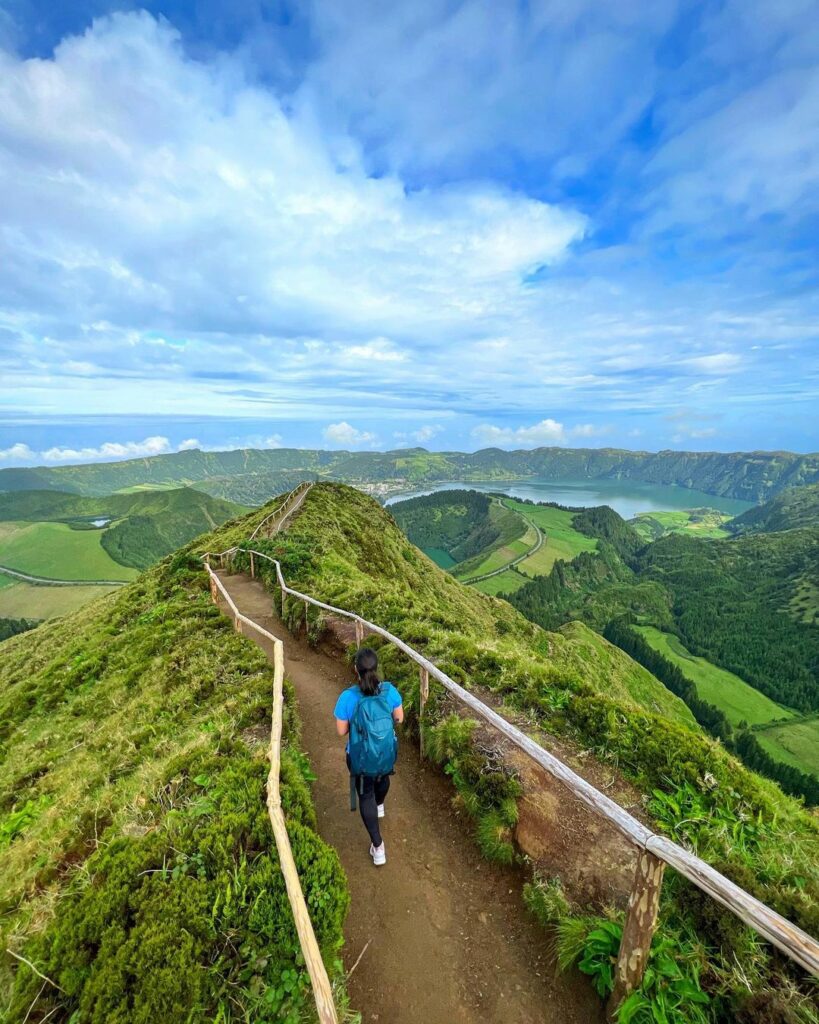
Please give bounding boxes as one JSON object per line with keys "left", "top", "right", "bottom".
{"left": 334, "top": 682, "right": 402, "bottom": 752}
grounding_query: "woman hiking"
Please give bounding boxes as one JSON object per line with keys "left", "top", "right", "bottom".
{"left": 334, "top": 647, "right": 403, "bottom": 865}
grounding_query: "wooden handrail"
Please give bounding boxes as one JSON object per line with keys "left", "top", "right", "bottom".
{"left": 249, "top": 481, "right": 311, "bottom": 541}
{"left": 204, "top": 545, "right": 339, "bottom": 1023}
{"left": 212, "top": 539, "right": 819, "bottom": 980}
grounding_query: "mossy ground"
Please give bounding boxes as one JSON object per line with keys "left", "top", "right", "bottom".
{"left": 0, "top": 545, "right": 349, "bottom": 1023}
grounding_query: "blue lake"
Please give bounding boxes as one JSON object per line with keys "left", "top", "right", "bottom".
{"left": 385, "top": 478, "right": 754, "bottom": 520}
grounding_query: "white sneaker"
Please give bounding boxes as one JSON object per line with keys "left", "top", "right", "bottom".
{"left": 369, "top": 842, "right": 386, "bottom": 866}
{"left": 377, "top": 803, "right": 385, "bottom": 819}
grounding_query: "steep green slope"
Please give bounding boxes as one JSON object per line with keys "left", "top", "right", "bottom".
{"left": 729, "top": 482, "right": 819, "bottom": 534}
{"left": 0, "top": 549, "right": 347, "bottom": 1022}
{"left": 639, "top": 528, "right": 819, "bottom": 710}
{"left": 210, "top": 484, "right": 818, "bottom": 1021}
{"left": 390, "top": 489, "right": 499, "bottom": 563}
{"left": 2, "top": 444, "right": 817, "bottom": 503}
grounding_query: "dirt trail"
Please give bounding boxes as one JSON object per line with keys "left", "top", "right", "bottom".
{"left": 216, "top": 570, "right": 603, "bottom": 1024}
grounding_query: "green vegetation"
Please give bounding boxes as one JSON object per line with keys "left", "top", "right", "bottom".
{"left": 630, "top": 508, "right": 733, "bottom": 542}
{"left": 0, "top": 521, "right": 137, "bottom": 580}
{"left": 635, "top": 626, "right": 793, "bottom": 727}
{"left": 0, "top": 580, "right": 120, "bottom": 620}
{"left": 0, "top": 616, "right": 37, "bottom": 642}
{"left": 472, "top": 568, "right": 529, "bottom": 595}
{"left": 213, "top": 483, "right": 819, "bottom": 1022}
{"left": 755, "top": 718, "right": 819, "bottom": 777}
{"left": 729, "top": 482, "right": 819, "bottom": 534}
{"left": 3, "top": 444, "right": 817, "bottom": 504}
{"left": 390, "top": 489, "right": 501, "bottom": 564}
{"left": 0, "top": 541, "right": 349, "bottom": 1021}
{"left": 502, "top": 499, "right": 598, "bottom": 574}
{"left": 606, "top": 621, "right": 819, "bottom": 804}
{"left": 638, "top": 529, "right": 819, "bottom": 710}
{"left": 452, "top": 502, "right": 534, "bottom": 578}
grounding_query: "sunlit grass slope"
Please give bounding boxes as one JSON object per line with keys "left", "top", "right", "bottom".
{"left": 0, "top": 542, "right": 348, "bottom": 1022}
{"left": 635, "top": 626, "right": 794, "bottom": 727}
{"left": 207, "top": 483, "right": 819, "bottom": 1024}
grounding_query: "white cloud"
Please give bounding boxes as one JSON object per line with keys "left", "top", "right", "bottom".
{"left": 341, "top": 339, "right": 407, "bottom": 363}
{"left": 323, "top": 421, "right": 378, "bottom": 447}
{"left": 0, "top": 443, "right": 35, "bottom": 461}
{"left": 682, "top": 353, "right": 742, "bottom": 374}
{"left": 178, "top": 438, "right": 200, "bottom": 450}
{"left": 412, "top": 424, "right": 443, "bottom": 443}
{"left": 41, "top": 435, "right": 173, "bottom": 463}
{"left": 471, "top": 419, "right": 611, "bottom": 448}
{"left": 263, "top": 434, "right": 283, "bottom": 448}
{"left": 472, "top": 418, "right": 566, "bottom": 447}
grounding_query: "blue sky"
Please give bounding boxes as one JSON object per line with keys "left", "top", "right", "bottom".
{"left": 0, "top": 0, "right": 818, "bottom": 466}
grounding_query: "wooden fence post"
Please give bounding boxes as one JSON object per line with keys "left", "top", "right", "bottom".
{"left": 250, "top": 552, "right": 255, "bottom": 578}
{"left": 355, "top": 618, "right": 364, "bottom": 647}
{"left": 235, "top": 617, "right": 243, "bottom": 634}
{"left": 209, "top": 575, "right": 218, "bottom": 604}
{"left": 303, "top": 599, "right": 310, "bottom": 630}
{"left": 607, "top": 849, "right": 666, "bottom": 1021}
{"left": 419, "top": 666, "right": 429, "bottom": 759}
{"left": 281, "top": 587, "right": 286, "bottom": 618}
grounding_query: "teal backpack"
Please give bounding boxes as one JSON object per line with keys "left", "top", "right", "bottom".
{"left": 348, "top": 686, "right": 398, "bottom": 808}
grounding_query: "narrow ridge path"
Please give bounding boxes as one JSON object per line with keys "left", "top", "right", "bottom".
{"left": 216, "top": 570, "right": 603, "bottom": 1024}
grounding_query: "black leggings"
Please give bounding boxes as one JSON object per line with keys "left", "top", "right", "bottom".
{"left": 347, "top": 754, "right": 390, "bottom": 847}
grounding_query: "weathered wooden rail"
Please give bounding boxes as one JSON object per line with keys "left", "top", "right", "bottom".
{"left": 210, "top": 483, "right": 819, "bottom": 1021}
{"left": 205, "top": 484, "right": 339, "bottom": 1024}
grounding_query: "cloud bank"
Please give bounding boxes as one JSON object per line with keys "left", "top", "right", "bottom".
{"left": 0, "top": 2, "right": 817, "bottom": 456}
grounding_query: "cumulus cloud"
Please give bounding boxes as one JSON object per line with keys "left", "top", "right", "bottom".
{"left": 471, "top": 419, "right": 611, "bottom": 448}
{"left": 0, "top": 442, "right": 35, "bottom": 461}
{"left": 41, "top": 435, "right": 173, "bottom": 463}
{"left": 322, "top": 421, "right": 378, "bottom": 447}
{"left": 472, "top": 418, "right": 566, "bottom": 447}
{"left": 178, "top": 438, "right": 201, "bottom": 451}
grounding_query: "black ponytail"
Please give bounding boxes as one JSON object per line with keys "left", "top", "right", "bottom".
{"left": 354, "top": 647, "right": 381, "bottom": 696}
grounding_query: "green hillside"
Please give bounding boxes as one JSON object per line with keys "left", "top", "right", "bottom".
{"left": 2, "top": 444, "right": 818, "bottom": 504}
{"left": 210, "top": 483, "right": 819, "bottom": 1021}
{"left": 0, "top": 488, "right": 247, "bottom": 575}
{"left": 0, "top": 521, "right": 137, "bottom": 581}
{"left": 729, "top": 482, "right": 819, "bottom": 534}
{"left": 0, "top": 547, "right": 348, "bottom": 1022}
{"left": 630, "top": 508, "right": 733, "bottom": 542}
{"left": 635, "top": 626, "right": 794, "bottom": 727}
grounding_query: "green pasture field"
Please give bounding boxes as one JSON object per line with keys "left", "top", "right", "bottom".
{"left": 112, "top": 482, "right": 186, "bottom": 494}
{"left": 635, "top": 626, "right": 794, "bottom": 726}
{"left": 472, "top": 569, "right": 529, "bottom": 596}
{"left": 757, "top": 719, "right": 819, "bottom": 777}
{"left": 454, "top": 522, "right": 537, "bottom": 579}
{"left": 630, "top": 508, "right": 733, "bottom": 542}
{"left": 505, "top": 500, "right": 598, "bottom": 576}
{"left": 0, "top": 580, "right": 120, "bottom": 619}
{"left": 0, "top": 521, "right": 137, "bottom": 582}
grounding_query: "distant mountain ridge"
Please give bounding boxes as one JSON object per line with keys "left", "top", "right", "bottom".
{"left": 1, "top": 444, "right": 818, "bottom": 503}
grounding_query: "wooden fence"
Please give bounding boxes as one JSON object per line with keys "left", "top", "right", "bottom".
{"left": 210, "top": 483, "right": 819, "bottom": 1021}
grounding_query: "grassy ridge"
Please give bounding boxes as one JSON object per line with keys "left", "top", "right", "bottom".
{"left": 212, "top": 483, "right": 819, "bottom": 1021}
{"left": 2, "top": 445, "right": 818, "bottom": 503}
{"left": 0, "top": 542, "right": 348, "bottom": 1021}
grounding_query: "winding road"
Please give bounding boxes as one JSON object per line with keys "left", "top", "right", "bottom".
{"left": 460, "top": 502, "right": 544, "bottom": 584}
{"left": 0, "top": 563, "right": 127, "bottom": 587}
